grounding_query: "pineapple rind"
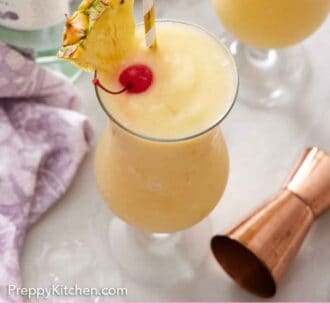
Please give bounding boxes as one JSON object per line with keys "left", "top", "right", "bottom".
{"left": 79, "top": 0, "right": 96, "bottom": 10}
{"left": 62, "top": 11, "right": 89, "bottom": 46}
{"left": 58, "top": 0, "right": 135, "bottom": 72}
{"left": 86, "top": 0, "right": 110, "bottom": 30}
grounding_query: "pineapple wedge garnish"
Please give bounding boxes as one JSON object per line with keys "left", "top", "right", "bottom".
{"left": 58, "top": 0, "right": 135, "bottom": 72}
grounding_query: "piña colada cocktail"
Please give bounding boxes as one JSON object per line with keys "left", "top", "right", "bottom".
{"left": 94, "top": 22, "right": 237, "bottom": 233}
{"left": 59, "top": 0, "right": 238, "bottom": 284}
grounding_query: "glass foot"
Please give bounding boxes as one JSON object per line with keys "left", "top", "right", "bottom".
{"left": 109, "top": 218, "right": 212, "bottom": 288}
{"left": 222, "top": 37, "right": 309, "bottom": 109}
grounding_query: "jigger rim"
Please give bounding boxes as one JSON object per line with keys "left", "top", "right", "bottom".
{"left": 211, "top": 235, "right": 276, "bottom": 298}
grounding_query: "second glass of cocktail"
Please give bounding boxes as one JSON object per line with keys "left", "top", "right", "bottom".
{"left": 211, "top": 0, "right": 329, "bottom": 108}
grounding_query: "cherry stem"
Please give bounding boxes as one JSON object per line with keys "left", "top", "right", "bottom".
{"left": 92, "top": 78, "right": 129, "bottom": 95}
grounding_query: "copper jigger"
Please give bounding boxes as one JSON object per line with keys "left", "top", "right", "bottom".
{"left": 211, "top": 147, "right": 330, "bottom": 298}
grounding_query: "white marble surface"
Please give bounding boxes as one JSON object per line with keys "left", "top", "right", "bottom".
{"left": 21, "top": 1, "right": 330, "bottom": 302}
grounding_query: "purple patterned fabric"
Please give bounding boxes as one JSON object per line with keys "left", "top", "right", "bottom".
{"left": 0, "top": 42, "right": 93, "bottom": 302}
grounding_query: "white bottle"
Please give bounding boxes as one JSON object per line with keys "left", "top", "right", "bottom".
{"left": 0, "top": 0, "right": 69, "bottom": 30}
{"left": 0, "top": 0, "right": 80, "bottom": 80}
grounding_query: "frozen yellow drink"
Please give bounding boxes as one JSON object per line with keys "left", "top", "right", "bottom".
{"left": 94, "top": 22, "right": 237, "bottom": 233}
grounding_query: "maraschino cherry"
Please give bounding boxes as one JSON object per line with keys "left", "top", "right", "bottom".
{"left": 93, "top": 64, "right": 153, "bottom": 95}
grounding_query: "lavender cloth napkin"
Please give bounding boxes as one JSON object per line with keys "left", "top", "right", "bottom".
{"left": 0, "top": 42, "right": 93, "bottom": 302}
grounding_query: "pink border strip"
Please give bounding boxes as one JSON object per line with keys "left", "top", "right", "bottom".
{"left": 1, "top": 303, "right": 329, "bottom": 329}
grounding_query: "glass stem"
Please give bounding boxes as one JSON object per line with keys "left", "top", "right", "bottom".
{"left": 127, "top": 226, "right": 181, "bottom": 249}
{"left": 244, "top": 46, "right": 278, "bottom": 68}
